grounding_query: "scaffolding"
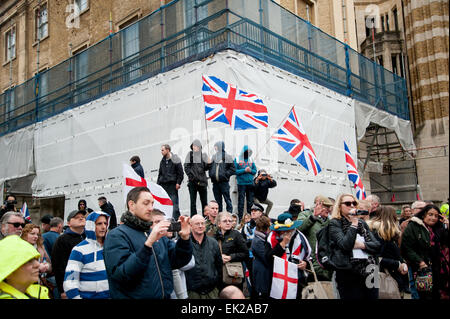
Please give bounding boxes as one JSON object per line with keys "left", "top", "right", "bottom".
{"left": 359, "top": 123, "right": 447, "bottom": 205}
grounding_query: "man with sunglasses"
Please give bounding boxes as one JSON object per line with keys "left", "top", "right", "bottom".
{"left": 0, "top": 212, "right": 25, "bottom": 240}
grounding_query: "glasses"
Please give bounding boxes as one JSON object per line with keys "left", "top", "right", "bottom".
{"left": 221, "top": 220, "right": 233, "bottom": 223}
{"left": 342, "top": 201, "right": 357, "bottom": 207}
{"left": 8, "top": 222, "right": 26, "bottom": 228}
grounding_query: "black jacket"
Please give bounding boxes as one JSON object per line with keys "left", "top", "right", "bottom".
{"left": 157, "top": 153, "right": 184, "bottom": 185}
{"left": 254, "top": 177, "right": 277, "bottom": 201}
{"left": 329, "top": 218, "right": 381, "bottom": 270}
{"left": 51, "top": 229, "right": 86, "bottom": 293}
{"left": 184, "top": 140, "right": 211, "bottom": 187}
{"left": 251, "top": 230, "right": 275, "bottom": 296}
{"left": 367, "top": 220, "right": 408, "bottom": 291}
{"left": 100, "top": 201, "right": 117, "bottom": 230}
{"left": 208, "top": 141, "right": 236, "bottom": 183}
{"left": 185, "top": 235, "right": 223, "bottom": 293}
{"left": 215, "top": 229, "right": 249, "bottom": 262}
{"left": 131, "top": 162, "right": 145, "bottom": 179}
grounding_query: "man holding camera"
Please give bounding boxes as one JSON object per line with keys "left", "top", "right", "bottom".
{"left": 0, "top": 194, "right": 18, "bottom": 220}
{"left": 297, "top": 195, "right": 334, "bottom": 281}
{"left": 104, "top": 186, "right": 192, "bottom": 299}
{"left": 253, "top": 170, "right": 277, "bottom": 216}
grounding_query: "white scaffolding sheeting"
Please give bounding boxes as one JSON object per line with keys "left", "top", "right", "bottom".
{"left": 0, "top": 50, "right": 415, "bottom": 220}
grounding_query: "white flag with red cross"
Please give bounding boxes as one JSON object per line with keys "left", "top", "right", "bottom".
{"left": 122, "top": 163, "right": 173, "bottom": 219}
{"left": 270, "top": 255, "right": 298, "bottom": 299}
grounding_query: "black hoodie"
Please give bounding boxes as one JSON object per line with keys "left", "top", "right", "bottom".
{"left": 208, "top": 141, "right": 236, "bottom": 183}
{"left": 183, "top": 140, "right": 211, "bottom": 186}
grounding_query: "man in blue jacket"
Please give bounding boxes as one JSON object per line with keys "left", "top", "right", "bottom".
{"left": 103, "top": 186, "right": 193, "bottom": 299}
{"left": 234, "top": 145, "right": 257, "bottom": 220}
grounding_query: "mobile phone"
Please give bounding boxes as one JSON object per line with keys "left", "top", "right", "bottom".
{"left": 167, "top": 221, "right": 181, "bottom": 232}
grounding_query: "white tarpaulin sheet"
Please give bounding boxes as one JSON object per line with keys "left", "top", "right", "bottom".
{"left": 30, "top": 50, "right": 362, "bottom": 219}
{"left": 0, "top": 125, "right": 35, "bottom": 193}
{"left": 354, "top": 100, "right": 416, "bottom": 155}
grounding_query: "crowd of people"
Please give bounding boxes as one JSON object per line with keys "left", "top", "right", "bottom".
{"left": 0, "top": 145, "right": 449, "bottom": 300}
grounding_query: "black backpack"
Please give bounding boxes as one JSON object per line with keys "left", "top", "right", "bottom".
{"left": 315, "top": 224, "right": 336, "bottom": 270}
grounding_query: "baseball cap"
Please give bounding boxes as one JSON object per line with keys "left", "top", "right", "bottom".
{"left": 67, "top": 210, "right": 87, "bottom": 222}
{"left": 40, "top": 214, "right": 53, "bottom": 224}
{"left": 316, "top": 195, "right": 334, "bottom": 207}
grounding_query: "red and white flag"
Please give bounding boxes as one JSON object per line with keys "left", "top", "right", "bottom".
{"left": 122, "top": 163, "right": 173, "bottom": 219}
{"left": 270, "top": 255, "right": 298, "bottom": 299}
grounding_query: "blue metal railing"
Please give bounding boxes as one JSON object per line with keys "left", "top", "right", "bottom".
{"left": 0, "top": 0, "right": 409, "bottom": 137}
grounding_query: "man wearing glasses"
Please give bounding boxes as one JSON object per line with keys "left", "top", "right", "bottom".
{"left": 0, "top": 212, "right": 25, "bottom": 240}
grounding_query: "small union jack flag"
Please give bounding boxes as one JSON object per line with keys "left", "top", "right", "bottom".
{"left": 202, "top": 75, "right": 269, "bottom": 130}
{"left": 344, "top": 141, "right": 366, "bottom": 200}
{"left": 21, "top": 202, "right": 31, "bottom": 222}
{"left": 272, "top": 107, "right": 321, "bottom": 175}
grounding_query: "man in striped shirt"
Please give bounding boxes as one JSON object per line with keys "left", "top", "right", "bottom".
{"left": 63, "top": 211, "right": 110, "bottom": 299}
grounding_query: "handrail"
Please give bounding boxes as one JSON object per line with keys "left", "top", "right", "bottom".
{"left": 0, "top": 0, "right": 409, "bottom": 137}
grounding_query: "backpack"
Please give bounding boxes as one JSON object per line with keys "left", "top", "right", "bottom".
{"left": 315, "top": 224, "right": 336, "bottom": 270}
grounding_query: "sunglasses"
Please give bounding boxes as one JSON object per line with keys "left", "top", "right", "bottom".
{"left": 8, "top": 222, "right": 26, "bottom": 228}
{"left": 342, "top": 201, "right": 358, "bottom": 207}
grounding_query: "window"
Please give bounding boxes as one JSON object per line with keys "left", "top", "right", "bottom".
{"left": 120, "top": 17, "right": 141, "bottom": 81}
{"left": 381, "top": 16, "right": 385, "bottom": 32}
{"left": 5, "top": 27, "right": 16, "bottom": 61}
{"left": 36, "top": 3, "right": 48, "bottom": 41}
{"left": 391, "top": 55, "right": 398, "bottom": 75}
{"left": 36, "top": 68, "right": 49, "bottom": 103}
{"left": 72, "top": 44, "right": 89, "bottom": 102}
{"left": 377, "top": 55, "right": 384, "bottom": 67}
{"left": 365, "top": 16, "right": 375, "bottom": 38}
{"left": 399, "top": 54, "right": 405, "bottom": 77}
{"left": 185, "top": 0, "right": 209, "bottom": 55}
{"left": 393, "top": 7, "right": 399, "bottom": 31}
{"left": 74, "top": 0, "right": 89, "bottom": 13}
{"left": 385, "top": 14, "right": 389, "bottom": 31}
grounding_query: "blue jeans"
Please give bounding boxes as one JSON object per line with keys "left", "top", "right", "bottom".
{"left": 408, "top": 268, "right": 419, "bottom": 299}
{"left": 212, "top": 181, "right": 233, "bottom": 213}
{"left": 237, "top": 184, "right": 254, "bottom": 220}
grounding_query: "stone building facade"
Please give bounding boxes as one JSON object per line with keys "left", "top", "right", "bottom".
{"left": 354, "top": 0, "right": 449, "bottom": 203}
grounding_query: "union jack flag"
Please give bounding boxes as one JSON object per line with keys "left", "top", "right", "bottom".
{"left": 21, "top": 202, "right": 31, "bottom": 222}
{"left": 272, "top": 107, "right": 321, "bottom": 175}
{"left": 202, "top": 75, "right": 269, "bottom": 130}
{"left": 344, "top": 141, "right": 366, "bottom": 200}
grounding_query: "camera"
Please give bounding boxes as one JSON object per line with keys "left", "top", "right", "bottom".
{"left": 350, "top": 210, "right": 369, "bottom": 216}
{"left": 167, "top": 221, "right": 181, "bottom": 232}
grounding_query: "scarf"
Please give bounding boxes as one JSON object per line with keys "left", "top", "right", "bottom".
{"left": 121, "top": 210, "right": 152, "bottom": 232}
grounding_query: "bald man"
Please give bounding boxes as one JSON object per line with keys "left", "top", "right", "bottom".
{"left": 185, "top": 214, "right": 223, "bottom": 299}
{"left": 219, "top": 285, "right": 246, "bottom": 299}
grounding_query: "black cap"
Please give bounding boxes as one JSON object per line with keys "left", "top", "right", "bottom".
{"left": 67, "top": 210, "right": 87, "bottom": 222}
{"left": 40, "top": 214, "right": 53, "bottom": 224}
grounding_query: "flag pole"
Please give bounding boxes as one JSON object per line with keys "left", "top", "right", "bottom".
{"left": 203, "top": 94, "right": 211, "bottom": 158}
{"left": 253, "top": 105, "right": 295, "bottom": 162}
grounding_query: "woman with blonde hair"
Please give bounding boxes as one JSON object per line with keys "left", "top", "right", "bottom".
{"left": 367, "top": 206, "right": 409, "bottom": 296}
{"left": 329, "top": 193, "right": 381, "bottom": 299}
{"left": 21, "top": 224, "right": 52, "bottom": 276}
